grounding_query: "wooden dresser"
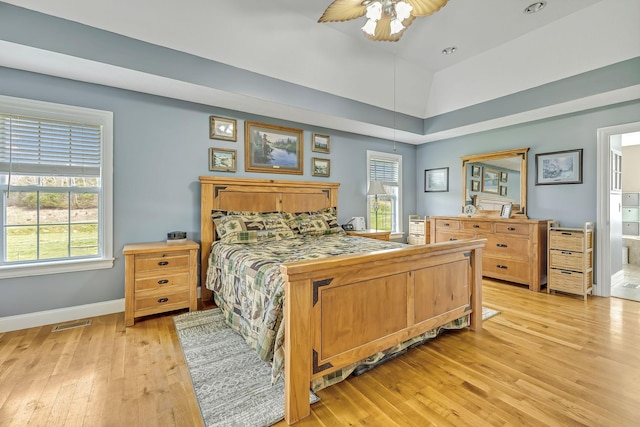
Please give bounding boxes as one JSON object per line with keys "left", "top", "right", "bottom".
{"left": 123, "top": 240, "right": 199, "bottom": 326}
{"left": 430, "top": 216, "right": 549, "bottom": 291}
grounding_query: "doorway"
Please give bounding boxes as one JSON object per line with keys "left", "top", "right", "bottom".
{"left": 597, "top": 124, "right": 640, "bottom": 301}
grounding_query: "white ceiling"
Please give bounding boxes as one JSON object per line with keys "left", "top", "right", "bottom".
{"left": 2, "top": 0, "right": 639, "bottom": 143}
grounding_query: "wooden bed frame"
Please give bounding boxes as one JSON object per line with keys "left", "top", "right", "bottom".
{"left": 199, "top": 176, "right": 485, "bottom": 424}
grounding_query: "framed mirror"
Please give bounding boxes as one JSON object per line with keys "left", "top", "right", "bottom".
{"left": 461, "top": 147, "right": 529, "bottom": 218}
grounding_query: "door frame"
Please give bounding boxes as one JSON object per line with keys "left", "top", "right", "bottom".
{"left": 596, "top": 121, "right": 640, "bottom": 297}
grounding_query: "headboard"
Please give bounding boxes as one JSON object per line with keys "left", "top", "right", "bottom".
{"left": 199, "top": 176, "right": 340, "bottom": 302}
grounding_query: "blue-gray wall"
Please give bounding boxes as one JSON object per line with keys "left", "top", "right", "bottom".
{"left": 0, "top": 66, "right": 417, "bottom": 317}
{"left": 417, "top": 100, "right": 640, "bottom": 226}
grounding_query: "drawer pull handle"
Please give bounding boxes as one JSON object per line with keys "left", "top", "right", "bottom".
{"left": 561, "top": 251, "right": 572, "bottom": 255}
{"left": 496, "top": 243, "right": 508, "bottom": 248}
{"left": 443, "top": 223, "right": 450, "bottom": 227}
{"left": 561, "top": 271, "right": 572, "bottom": 275}
{"left": 449, "top": 238, "right": 458, "bottom": 241}
{"left": 158, "top": 261, "right": 169, "bottom": 266}
{"left": 158, "top": 298, "right": 169, "bottom": 303}
{"left": 473, "top": 224, "right": 480, "bottom": 228}
{"left": 497, "top": 265, "right": 508, "bottom": 269}
{"left": 561, "top": 232, "right": 573, "bottom": 236}
{"left": 507, "top": 227, "right": 516, "bottom": 231}
{"left": 158, "top": 279, "right": 169, "bottom": 285}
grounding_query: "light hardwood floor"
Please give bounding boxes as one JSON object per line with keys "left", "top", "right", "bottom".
{"left": 2, "top": 280, "right": 639, "bottom": 426}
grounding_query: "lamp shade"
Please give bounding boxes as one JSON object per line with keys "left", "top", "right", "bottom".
{"left": 367, "top": 180, "right": 387, "bottom": 196}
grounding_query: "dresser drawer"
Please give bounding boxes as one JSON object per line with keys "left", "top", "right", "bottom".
{"left": 435, "top": 219, "right": 461, "bottom": 230}
{"left": 135, "top": 251, "right": 190, "bottom": 273}
{"left": 549, "top": 249, "right": 590, "bottom": 271}
{"left": 462, "top": 221, "right": 492, "bottom": 232}
{"left": 549, "top": 230, "right": 587, "bottom": 252}
{"left": 485, "top": 234, "right": 529, "bottom": 257}
{"left": 483, "top": 255, "right": 530, "bottom": 283}
{"left": 436, "top": 230, "right": 474, "bottom": 242}
{"left": 134, "top": 272, "right": 190, "bottom": 292}
{"left": 549, "top": 269, "right": 589, "bottom": 294}
{"left": 135, "top": 290, "right": 190, "bottom": 313}
{"left": 495, "top": 222, "right": 529, "bottom": 236}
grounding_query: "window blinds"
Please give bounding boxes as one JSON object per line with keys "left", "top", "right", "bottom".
{"left": 0, "top": 114, "right": 102, "bottom": 177}
{"left": 369, "top": 157, "right": 399, "bottom": 184}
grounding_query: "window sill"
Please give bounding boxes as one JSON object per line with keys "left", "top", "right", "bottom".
{"left": 0, "top": 258, "right": 115, "bottom": 279}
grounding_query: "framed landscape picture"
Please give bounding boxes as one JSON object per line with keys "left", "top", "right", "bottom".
{"left": 208, "top": 148, "right": 236, "bottom": 172}
{"left": 311, "top": 157, "right": 330, "bottom": 177}
{"left": 209, "top": 116, "right": 237, "bottom": 141}
{"left": 535, "top": 149, "right": 583, "bottom": 185}
{"left": 482, "top": 168, "right": 500, "bottom": 194}
{"left": 312, "top": 133, "right": 330, "bottom": 153}
{"left": 245, "top": 121, "right": 303, "bottom": 174}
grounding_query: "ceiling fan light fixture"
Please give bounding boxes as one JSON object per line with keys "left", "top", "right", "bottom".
{"left": 390, "top": 18, "right": 405, "bottom": 35}
{"left": 362, "top": 18, "right": 378, "bottom": 35}
{"left": 524, "top": 1, "right": 546, "bottom": 14}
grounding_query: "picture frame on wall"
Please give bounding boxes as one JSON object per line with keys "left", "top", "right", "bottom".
{"left": 208, "top": 148, "right": 236, "bottom": 172}
{"left": 535, "top": 149, "right": 583, "bottom": 185}
{"left": 500, "top": 171, "right": 508, "bottom": 183}
{"left": 424, "top": 167, "right": 449, "bottom": 192}
{"left": 311, "top": 133, "right": 330, "bottom": 153}
{"left": 482, "top": 168, "right": 500, "bottom": 194}
{"left": 245, "top": 121, "right": 303, "bottom": 175}
{"left": 209, "top": 116, "right": 237, "bottom": 141}
{"left": 471, "top": 180, "right": 480, "bottom": 192}
{"left": 471, "top": 165, "right": 481, "bottom": 178}
{"left": 311, "top": 157, "right": 330, "bottom": 177}
{"left": 500, "top": 186, "right": 507, "bottom": 196}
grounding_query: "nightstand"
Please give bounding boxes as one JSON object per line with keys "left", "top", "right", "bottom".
{"left": 346, "top": 229, "right": 391, "bottom": 241}
{"left": 123, "top": 240, "right": 199, "bottom": 326}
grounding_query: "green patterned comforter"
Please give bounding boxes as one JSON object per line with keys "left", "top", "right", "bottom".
{"left": 205, "top": 233, "right": 468, "bottom": 387}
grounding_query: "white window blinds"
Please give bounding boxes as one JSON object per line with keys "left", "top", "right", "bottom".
{"left": 0, "top": 114, "right": 102, "bottom": 177}
{"left": 369, "top": 157, "right": 399, "bottom": 184}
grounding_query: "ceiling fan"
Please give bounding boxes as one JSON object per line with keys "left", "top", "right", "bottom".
{"left": 318, "top": 0, "right": 449, "bottom": 42}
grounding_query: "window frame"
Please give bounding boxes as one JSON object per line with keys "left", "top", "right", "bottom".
{"left": 366, "top": 150, "right": 403, "bottom": 238}
{"left": 0, "top": 95, "right": 114, "bottom": 279}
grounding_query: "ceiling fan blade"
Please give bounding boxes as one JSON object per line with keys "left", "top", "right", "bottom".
{"left": 406, "top": 0, "right": 449, "bottom": 17}
{"left": 318, "top": 0, "right": 367, "bottom": 23}
{"left": 366, "top": 14, "right": 416, "bottom": 42}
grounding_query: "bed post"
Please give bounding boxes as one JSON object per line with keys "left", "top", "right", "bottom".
{"left": 469, "top": 246, "right": 483, "bottom": 330}
{"left": 283, "top": 276, "right": 312, "bottom": 425}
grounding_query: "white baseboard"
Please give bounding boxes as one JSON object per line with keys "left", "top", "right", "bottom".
{"left": 0, "top": 299, "right": 125, "bottom": 333}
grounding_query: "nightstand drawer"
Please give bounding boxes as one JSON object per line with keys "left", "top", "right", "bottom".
{"left": 135, "top": 272, "right": 190, "bottom": 292}
{"left": 135, "top": 251, "right": 190, "bottom": 272}
{"left": 135, "top": 290, "right": 190, "bottom": 312}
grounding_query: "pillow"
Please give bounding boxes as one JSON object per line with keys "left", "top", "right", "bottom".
{"left": 284, "top": 207, "right": 345, "bottom": 236}
{"left": 213, "top": 212, "right": 295, "bottom": 244}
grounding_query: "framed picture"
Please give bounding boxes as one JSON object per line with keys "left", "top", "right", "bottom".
{"left": 471, "top": 180, "right": 480, "bottom": 192}
{"left": 209, "top": 116, "right": 237, "bottom": 141}
{"left": 500, "top": 171, "right": 508, "bottom": 183}
{"left": 471, "top": 165, "right": 481, "bottom": 178}
{"left": 245, "top": 121, "right": 303, "bottom": 175}
{"left": 535, "top": 149, "right": 583, "bottom": 185}
{"left": 312, "top": 133, "right": 330, "bottom": 153}
{"left": 482, "top": 167, "right": 500, "bottom": 194}
{"left": 208, "top": 148, "right": 236, "bottom": 172}
{"left": 500, "top": 203, "right": 513, "bottom": 219}
{"left": 500, "top": 185, "right": 507, "bottom": 197}
{"left": 311, "top": 157, "right": 330, "bottom": 177}
{"left": 424, "top": 167, "right": 449, "bottom": 192}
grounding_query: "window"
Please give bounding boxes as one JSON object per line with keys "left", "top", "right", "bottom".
{"left": 366, "top": 150, "right": 402, "bottom": 234}
{"left": 0, "top": 95, "right": 113, "bottom": 278}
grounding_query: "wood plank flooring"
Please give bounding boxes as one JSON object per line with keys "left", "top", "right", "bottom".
{"left": 1, "top": 279, "right": 639, "bottom": 426}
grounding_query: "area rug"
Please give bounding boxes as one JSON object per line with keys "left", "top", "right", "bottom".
{"left": 173, "top": 309, "right": 318, "bottom": 427}
{"left": 482, "top": 306, "right": 501, "bottom": 321}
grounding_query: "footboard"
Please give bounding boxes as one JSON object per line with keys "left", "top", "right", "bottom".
{"left": 280, "top": 238, "right": 485, "bottom": 424}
